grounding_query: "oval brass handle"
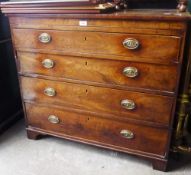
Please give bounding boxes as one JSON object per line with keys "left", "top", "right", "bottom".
{"left": 42, "top": 59, "right": 55, "bottom": 69}
{"left": 44, "top": 87, "right": 56, "bottom": 97}
{"left": 123, "top": 38, "right": 139, "bottom": 50}
{"left": 123, "top": 67, "right": 138, "bottom": 78}
{"left": 39, "top": 33, "right": 51, "bottom": 43}
{"left": 120, "top": 129, "right": 134, "bottom": 139}
{"left": 121, "top": 99, "right": 136, "bottom": 110}
{"left": 48, "top": 115, "right": 60, "bottom": 124}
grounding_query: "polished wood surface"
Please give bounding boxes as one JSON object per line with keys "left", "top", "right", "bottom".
{"left": 2, "top": 0, "right": 190, "bottom": 171}
{"left": 26, "top": 103, "right": 169, "bottom": 157}
{"left": 21, "top": 77, "right": 174, "bottom": 125}
{"left": 9, "top": 17, "right": 187, "bottom": 34}
{"left": 18, "top": 52, "right": 178, "bottom": 94}
{"left": 13, "top": 29, "right": 181, "bottom": 64}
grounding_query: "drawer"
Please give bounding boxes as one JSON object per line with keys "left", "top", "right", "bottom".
{"left": 26, "top": 103, "right": 169, "bottom": 157}
{"left": 13, "top": 29, "right": 181, "bottom": 64}
{"left": 21, "top": 77, "right": 174, "bottom": 125}
{"left": 18, "top": 52, "right": 178, "bottom": 93}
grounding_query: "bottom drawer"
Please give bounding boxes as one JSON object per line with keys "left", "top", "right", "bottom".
{"left": 26, "top": 103, "right": 169, "bottom": 157}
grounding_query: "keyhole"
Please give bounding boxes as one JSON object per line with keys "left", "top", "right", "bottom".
{"left": 85, "top": 89, "right": 88, "bottom": 93}
{"left": 85, "top": 61, "right": 88, "bottom": 66}
{"left": 84, "top": 37, "right": 87, "bottom": 41}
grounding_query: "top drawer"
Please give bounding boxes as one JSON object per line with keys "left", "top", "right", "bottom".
{"left": 12, "top": 29, "right": 181, "bottom": 64}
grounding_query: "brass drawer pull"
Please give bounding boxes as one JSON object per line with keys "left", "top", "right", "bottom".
{"left": 42, "top": 59, "right": 54, "bottom": 69}
{"left": 44, "top": 87, "right": 56, "bottom": 97}
{"left": 39, "top": 33, "right": 51, "bottom": 43}
{"left": 48, "top": 115, "right": 60, "bottom": 124}
{"left": 120, "top": 129, "right": 134, "bottom": 139}
{"left": 123, "top": 38, "right": 139, "bottom": 50}
{"left": 121, "top": 99, "right": 136, "bottom": 110}
{"left": 123, "top": 67, "right": 138, "bottom": 78}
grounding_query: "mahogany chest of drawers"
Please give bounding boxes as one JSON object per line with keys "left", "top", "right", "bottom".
{"left": 1, "top": 1, "right": 191, "bottom": 171}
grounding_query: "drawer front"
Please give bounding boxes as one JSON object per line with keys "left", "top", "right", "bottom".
{"left": 26, "top": 103, "right": 169, "bottom": 157}
{"left": 18, "top": 52, "right": 178, "bottom": 93}
{"left": 21, "top": 77, "right": 174, "bottom": 125}
{"left": 13, "top": 29, "right": 181, "bottom": 64}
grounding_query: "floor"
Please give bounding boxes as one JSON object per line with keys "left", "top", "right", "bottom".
{"left": 0, "top": 120, "right": 191, "bottom": 175}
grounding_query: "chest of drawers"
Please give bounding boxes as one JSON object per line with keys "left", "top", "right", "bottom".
{"left": 1, "top": 1, "right": 191, "bottom": 171}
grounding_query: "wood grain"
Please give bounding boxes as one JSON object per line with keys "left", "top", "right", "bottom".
{"left": 26, "top": 103, "right": 169, "bottom": 157}
{"left": 9, "top": 17, "right": 186, "bottom": 37}
{"left": 21, "top": 77, "right": 174, "bottom": 125}
{"left": 9, "top": 16, "right": 187, "bottom": 30}
{"left": 13, "top": 28, "right": 182, "bottom": 64}
{"left": 18, "top": 52, "right": 178, "bottom": 93}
